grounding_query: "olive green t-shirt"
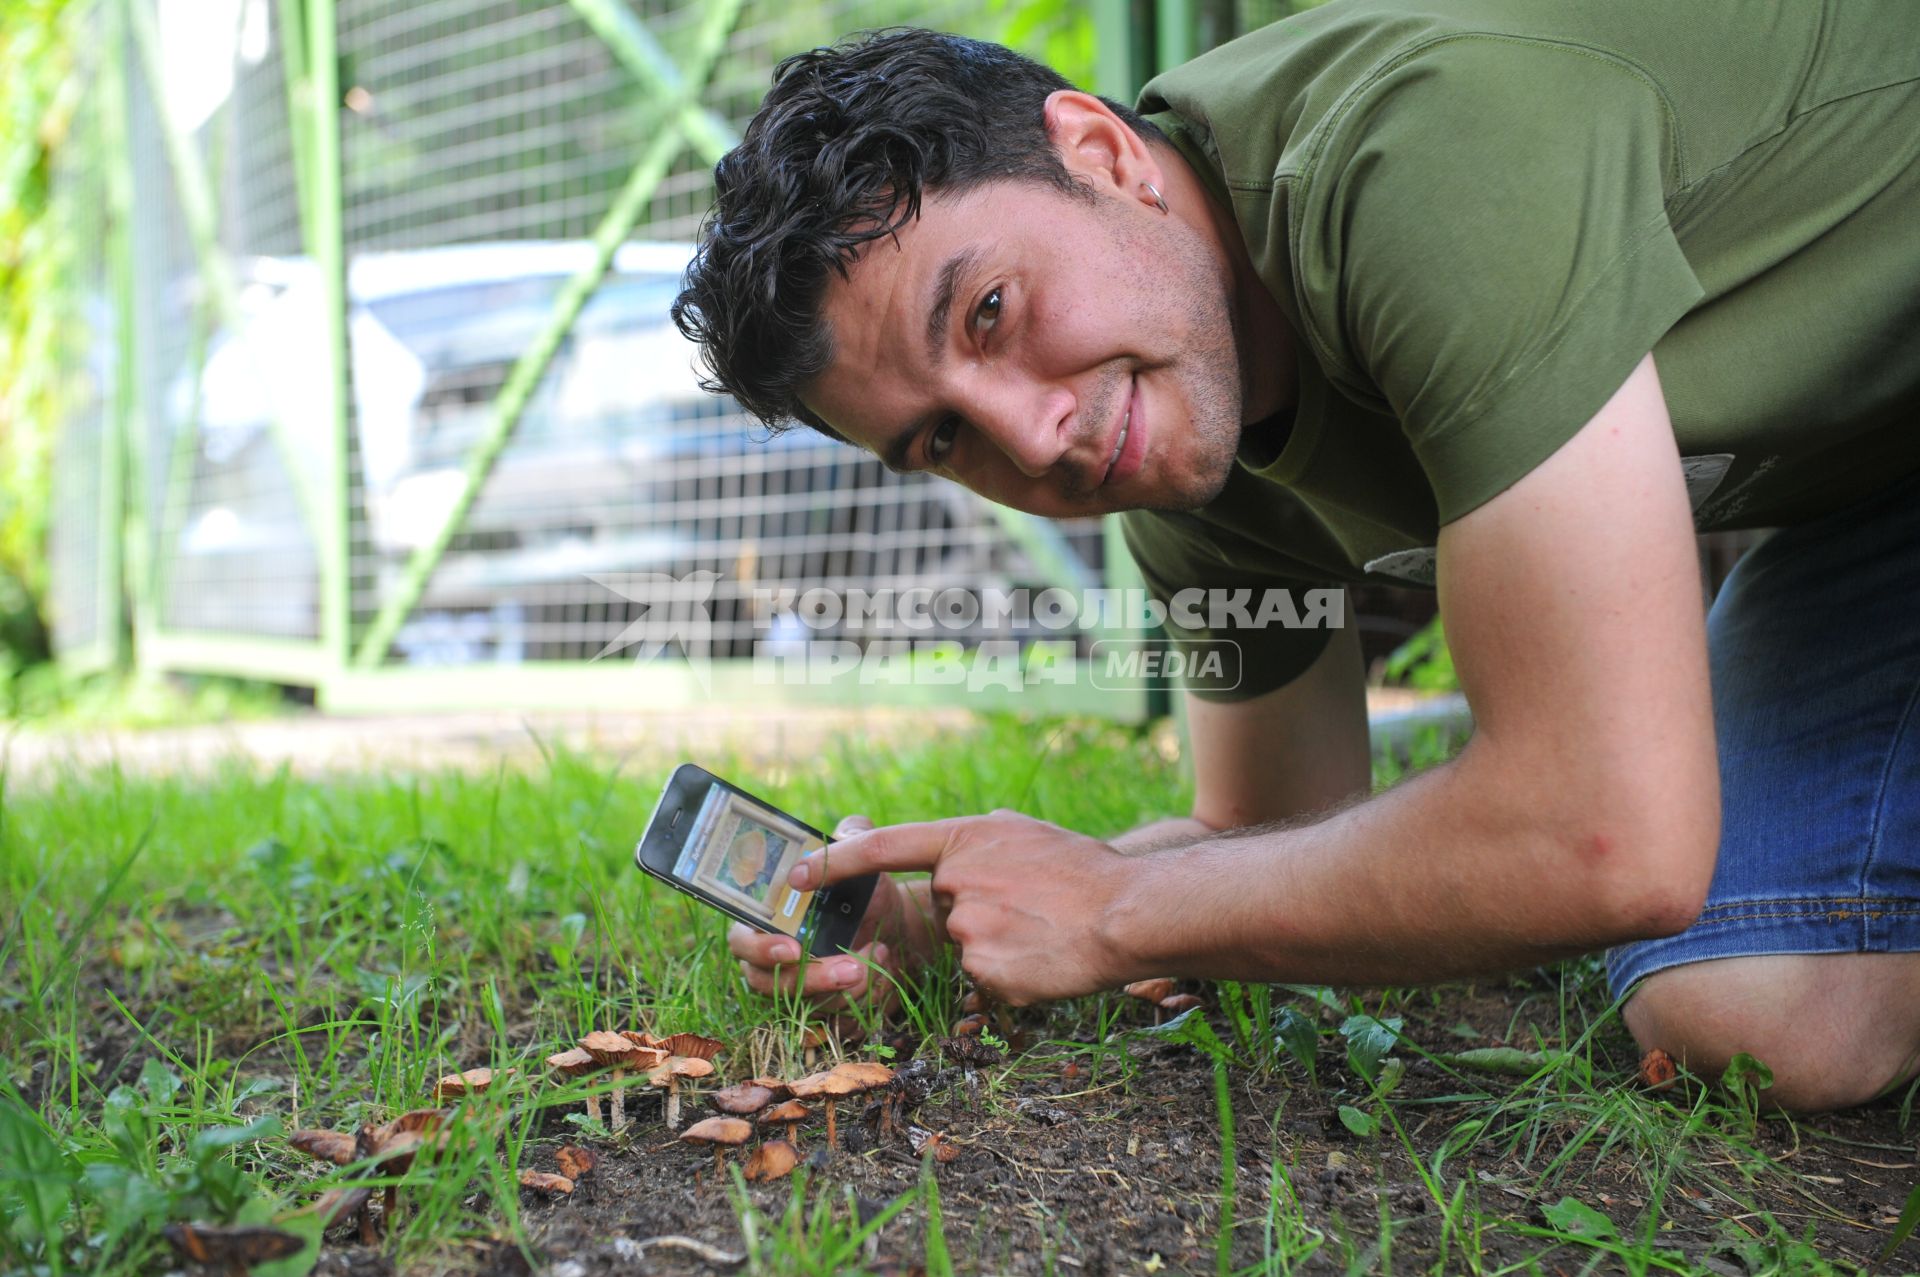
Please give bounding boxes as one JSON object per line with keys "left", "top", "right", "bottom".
{"left": 1123, "top": 0, "right": 1920, "bottom": 701}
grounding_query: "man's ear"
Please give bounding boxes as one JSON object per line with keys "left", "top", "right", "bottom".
{"left": 1042, "top": 90, "right": 1160, "bottom": 198}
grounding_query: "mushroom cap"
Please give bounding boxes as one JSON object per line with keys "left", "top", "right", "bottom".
{"left": 648, "top": 1055, "right": 715, "bottom": 1085}
{"left": 1158, "top": 993, "right": 1205, "bottom": 1015}
{"left": 746, "top": 1075, "right": 793, "bottom": 1097}
{"left": 620, "top": 1030, "right": 665, "bottom": 1050}
{"left": 710, "top": 1083, "right": 777, "bottom": 1116}
{"left": 433, "top": 1066, "right": 507, "bottom": 1101}
{"left": 679, "top": 1115, "right": 753, "bottom": 1146}
{"left": 579, "top": 1031, "right": 638, "bottom": 1067}
{"left": 546, "top": 1047, "right": 598, "bottom": 1077}
{"left": 758, "top": 1099, "right": 811, "bottom": 1126}
{"left": 290, "top": 1128, "right": 357, "bottom": 1166}
{"left": 828, "top": 1060, "right": 895, "bottom": 1091}
{"left": 743, "top": 1138, "right": 800, "bottom": 1181}
{"left": 1124, "top": 978, "right": 1178, "bottom": 1002}
{"left": 518, "top": 1170, "right": 574, "bottom": 1196}
{"left": 659, "top": 1032, "right": 724, "bottom": 1062}
{"left": 356, "top": 1108, "right": 448, "bottom": 1173}
{"left": 788, "top": 1068, "right": 863, "bottom": 1099}
{"left": 555, "top": 1144, "right": 598, "bottom": 1180}
{"left": 951, "top": 1013, "right": 988, "bottom": 1036}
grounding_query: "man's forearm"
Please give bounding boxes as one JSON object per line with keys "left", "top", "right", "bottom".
{"left": 1101, "top": 737, "right": 1711, "bottom": 987}
{"left": 1109, "top": 816, "right": 1219, "bottom": 856}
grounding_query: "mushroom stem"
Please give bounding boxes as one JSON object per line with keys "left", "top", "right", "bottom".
{"left": 825, "top": 1099, "right": 838, "bottom": 1150}
{"left": 611, "top": 1068, "right": 626, "bottom": 1129}
{"left": 713, "top": 1146, "right": 724, "bottom": 1174}
{"left": 585, "top": 1091, "right": 603, "bottom": 1125}
{"left": 382, "top": 1184, "right": 397, "bottom": 1220}
{"left": 666, "top": 1079, "right": 681, "bottom": 1130}
{"left": 785, "top": 1118, "right": 801, "bottom": 1148}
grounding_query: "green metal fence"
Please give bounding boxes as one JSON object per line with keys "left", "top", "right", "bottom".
{"left": 49, "top": 0, "right": 1310, "bottom": 716}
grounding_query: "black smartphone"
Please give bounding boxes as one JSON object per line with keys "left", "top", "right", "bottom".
{"left": 634, "top": 763, "right": 878, "bottom": 957}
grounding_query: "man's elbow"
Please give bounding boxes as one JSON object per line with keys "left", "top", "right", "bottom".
{"left": 1589, "top": 806, "right": 1728, "bottom": 944}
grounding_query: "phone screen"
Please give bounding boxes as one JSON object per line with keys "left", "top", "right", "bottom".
{"left": 668, "top": 782, "right": 821, "bottom": 937}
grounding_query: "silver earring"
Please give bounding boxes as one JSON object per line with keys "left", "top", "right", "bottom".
{"left": 1143, "top": 181, "right": 1169, "bottom": 214}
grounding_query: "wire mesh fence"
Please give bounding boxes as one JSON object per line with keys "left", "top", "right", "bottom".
{"left": 50, "top": 0, "right": 1139, "bottom": 706}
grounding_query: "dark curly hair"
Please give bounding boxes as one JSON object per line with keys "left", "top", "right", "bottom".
{"left": 671, "top": 28, "right": 1163, "bottom": 439}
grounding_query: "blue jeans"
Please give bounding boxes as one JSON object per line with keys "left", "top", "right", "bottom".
{"left": 1606, "top": 471, "right": 1920, "bottom": 995}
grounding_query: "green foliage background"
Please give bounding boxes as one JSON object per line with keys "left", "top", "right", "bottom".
{"left": 0, "top": 0, "right": 76, "bottom": 673}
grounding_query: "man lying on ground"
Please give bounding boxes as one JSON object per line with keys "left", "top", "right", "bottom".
{"left": 670, "top": 8, "right": 1920, "bottom": 1112}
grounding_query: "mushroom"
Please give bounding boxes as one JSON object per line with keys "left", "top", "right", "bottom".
{"left": 757, "top": 1099, "right": 811, "bottom": 1147}
{"left": 648, "top": 1054, "right": 715, "bottom": 1129}
{"left": 1158, "top": 993, "right": 1205, "bottom": 1018}
{"left": 433, "top": 1066, "right": 509, "bottom": 1102}
{"left": 746, "top": 1075, "right": 793, "bottom": 1098}
{"left": 580, "top": 1031, "right": 639, "bottom": 1129}
{"left": 546, "top": 1047, "right": 604, "bottom": 1125}
{"left": 1638, "top": 1047, "right": 1680, "bottom": 1092}
{"left": 290, "top": 1128, "right": 356, "bottom": 1166}
{"left": 163, "top": 1222, "right": 306, "bottom": 1276}
{"left": 303, "top": 1185, "right": 377, "bottom": 1245}
{"left": 830, "top": 1061, "right": 897, "bottom": 1137}
{"left": 1125, "top": 978, "right": 1179, "bottom": 1023}
{"left": 518, "top": 1170, "right": 575, "bottom": 1196}
{"left": 679, "top": 1115, "right": 753, "bottom": 1172}
{"left": 788, "top": 1068, "right": 876, "bottom": 1150}
{"left": 950, "top": 1013, "right": 988, "bottom": 1036}
{"left": 743, "top": 1138, "right": 800, "bottom": 1182}
{"left": 659, "top": 1032, "right": 724, "bottom": 1061}
{"left": 910, "top": 1127, "right": 959, "bottom": 1163}
{"left": 709, "top": 1083, "right": 777, "bottom": 1118}
{"left": 355, "top": 1108, "right": 449, "bottom": 1219}
{"left": 621, "top": 1030, "right": 666, "bottom": 1050}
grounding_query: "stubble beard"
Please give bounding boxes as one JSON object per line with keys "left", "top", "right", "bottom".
{"left": 1120, "top": 210, "right": 1246, "bottom": 515}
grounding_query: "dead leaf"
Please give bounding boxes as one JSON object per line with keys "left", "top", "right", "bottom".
{"left": 518, "top": 1170, "right": 575, "bottom": 1196}
{"left": 162, "top": 1221, "right": 307, "bottom": 1268}
{"left": 556, "top": 1144, "right": 598, "bottom": 1180}
{"left": 909, "top": 1127, "right": 959, "bottom": 1163}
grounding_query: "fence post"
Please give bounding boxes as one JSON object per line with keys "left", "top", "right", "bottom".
{"left": 302, "top": 0, "right": 353, "bottom": 674}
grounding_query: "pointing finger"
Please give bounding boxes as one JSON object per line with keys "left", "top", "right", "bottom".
{"left": 790, "top": 818, "right": 975, "bottom": 888}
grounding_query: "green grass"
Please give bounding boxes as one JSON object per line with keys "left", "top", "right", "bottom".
{"left": 0, "top": 712, "right": 1912, "bottom": 1275}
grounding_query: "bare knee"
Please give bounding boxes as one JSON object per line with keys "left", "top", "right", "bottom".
{"left": 1623, "top": 953, "right": 1920, "bottom": 1113}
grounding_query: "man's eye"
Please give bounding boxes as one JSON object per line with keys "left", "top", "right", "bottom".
{"left": 927, "top": 418, "right": 960, "bottom": 464}
{"left": 974, "top": 288, "right": 1002, "bottom": 336}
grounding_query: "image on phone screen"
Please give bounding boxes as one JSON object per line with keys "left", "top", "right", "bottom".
{"left": 670, "top": 783, "right": 822, "bottom": 937}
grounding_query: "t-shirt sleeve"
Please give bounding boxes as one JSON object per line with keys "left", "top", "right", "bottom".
{"left": 1292, "top": 36, "right": 1706, "bottom": 524}
{"left": 1120, "top": 507, "right": 1344, "bottom": 703}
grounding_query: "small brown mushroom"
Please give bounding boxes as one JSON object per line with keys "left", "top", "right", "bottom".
{"left": 659, "top": 1032, "right": 725, "bottom": 1062}
{"left": 621, "top": 1030, "right": 666, "bottom": 1050}
{"left": 547, "top": 1047, "right": 604, "bottom": 1125}
{"left": 830, "top": 1061, "right": 897, "bottom": 1136}
{"left": 290, "top": 1128, "right": 356, "bottom": 1166}
{"left": 746, "top": 1075, "right": 793, "bottom": 1098}
{"left": 648, "top": 1055, "right": 715, "bottom": 1129}
{"left": 1125, "top": 978, "right": 1179, "bottom": 1023}
{"left": 757, "top": 1099, "right": 811, "bottom": 1147}
{"left": 709, "top": 1083, "right": 777, "bottom": 1117}
{"left": 950, "top": 1013, "right": 989, "bottom": 1036}
{"left": 1638, "top": 1047, "right": 1680, "bottom": 1092}
{"left": 580, "top": 1031, "right": 639, "bottom": 1129}
{"left": 518, "top": 1170, "right": 574, "bottom": 1196}
{"left": 433, "top": 1066, "right": 509, "bottom": 1102}
{"left": 910, "top": 1126, "right": 959, "bottom": 1164}
{"left": 355, "top": 1108, "right": 449, "bottom": 1219}
{"left": 743, "top": 1138, "right": 800, "bottom": 1181}
{"left": 679, "top": 1115, "right": 753, "bottom": 1172}
{"left": 788, "top": 1069, "right": 865, "bottom": 1150}
{"left": 1158, "top": 993, "right": 1205, "bottom": 1017}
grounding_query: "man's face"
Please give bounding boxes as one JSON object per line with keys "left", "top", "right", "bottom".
{"left": 801, "top": 174, "right": 1248, "bottom": 518}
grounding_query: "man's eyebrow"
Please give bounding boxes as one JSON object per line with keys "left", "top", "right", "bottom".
{"left": 881, "top": 414, "right": 929, "bottom": 474}
{"left": 924, "top": 245, "right": 985, "bottom": 366}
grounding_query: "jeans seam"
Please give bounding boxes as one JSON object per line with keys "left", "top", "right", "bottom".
{"left": 1862, "top": 664, "right": 1920, "bottom": 904}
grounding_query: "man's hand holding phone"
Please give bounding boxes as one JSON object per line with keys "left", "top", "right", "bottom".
{"left": 746, "top": 810, "right": 1135, "bottom": 1008}
{"left": 728, "top": 815, "right": 949, "bottom": 1009}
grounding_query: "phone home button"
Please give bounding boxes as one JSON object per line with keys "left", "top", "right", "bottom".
{"left": 839, "top": 902, "right": 854, "bottom": 914}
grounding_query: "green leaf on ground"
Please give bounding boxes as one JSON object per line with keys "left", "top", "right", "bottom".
{"left": 1134, "top": 1006, "right": 1232, "bottom": 1065}
{"left": 1435, "top": 1047, "right": 1562, "bottom": 1076}
{"left": 1339, "top": 1014, "right": 1402, "bottom": 1082}
{"left": 1337, "top": 1105, "right": 1377, "bottom": 1137}
{"left": 1543, "top": 1196, "right": 1617, "bottom": 1241}
{"left": 1883, "top": 1182, "right": 1920, "bottom": 1264}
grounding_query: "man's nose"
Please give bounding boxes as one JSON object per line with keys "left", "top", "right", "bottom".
{"left": 969, "top": 380, "right": 1076, "bottom": 479}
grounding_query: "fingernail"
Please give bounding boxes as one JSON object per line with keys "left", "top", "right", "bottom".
{"left": 873, "top": 943, "right": 890, "bottom": 967}
{"left": 831, "top": 960, "right": 860, "bottom": 986}
{"left": 790, "top": 858, "right": 817, "bottom": 889}
{"left": 773, "top": 941, "right": 799, "bottom": 962}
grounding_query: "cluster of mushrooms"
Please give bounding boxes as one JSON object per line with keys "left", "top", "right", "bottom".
{"left": 544, "top": 1030, "right": 724, "bottom": 1130}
